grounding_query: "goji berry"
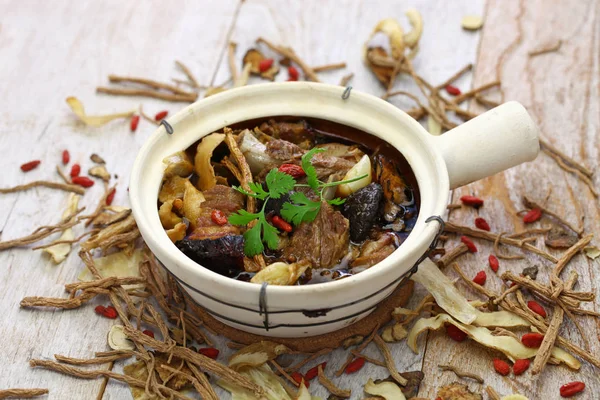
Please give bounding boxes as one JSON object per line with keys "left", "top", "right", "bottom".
{"left": 521, "top": 332, "right": 544, "bottom": 348}
{"left": 513, "top": 359, "right": 530, "bottom": 375}
{"left": 272, "top": 215, "right": 292, "bottom": 233}
{"left": 290, "top": 372, "right": 306, "bottom": 387}
{"left": 211, "top": 209, "right": 228, "bottom": 225}
{"left": 460, "top": 195, "right": 484, "bottom": 208}
{"left": 523, "top": 208, "right": 542, "bottom": 223}
{"left": 278, "top": 163, "right": 306, "bottom": 178}
{"left": 130, "top": 115, "right": 140, "bottom": 132}
{"left": 473, "top": 270, "right": 487, "bottom": 285}
{"left": 62, "top": 150, "right": 70, "bottom": 165}
{"left": 106, "top": 188, "right": 116, "bottom": 205}
{"left": 154, "top": 110, "right": 168, "bottom": 121}
{"left": 305, "top": 362, "right": 326, "bottom": 380}
{"left": 72, "top": 176, "right": 94, "bottom": 188}
{"left": 20, "top": 160, "right": 41, "bottom": 172}
{"left": 488, "top": 254, "right": 499, "bottom": 273}
{"left": 446, "top": 324, "right": 467, "bottom": 342}
{"left": 142, "top": 329, "right": 155, "bottom": 338}
{"left": 288, "top": 66, "right": 299, "bottom": 81}
{"left": 527, "top": 300, "right": 547, "bottom": 318}
{"left": 198, "top": 347, "right": 219, "bottom": 359}
{"left": 560, "top": 381, "right": 585, "bottom": 398}
{"left": 445, "top": 84, "right": 461, "bottom": 96}
{"left": 95, "top": 305, "right": 117, "bottom": 319}
{"left": 259, "top": 58, "right": 274, "bottom": 72}
{"left": 70, "top": 163, "right": 81, "bottom": 177}
{"left": 344, "top": 358, "right": 365, "bottom": 374}
{"left": 493, "top": 359, "right": 510, "bottom": 376}
{"left": 475, "top": 217, "right": 490, "bottom": 231}
{"left": 461, "top": 236, "right": 478, "bottom": 252}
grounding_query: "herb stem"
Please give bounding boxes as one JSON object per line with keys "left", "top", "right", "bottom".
{"left": 319, "top": 173, "right": 368, "bottom": 188}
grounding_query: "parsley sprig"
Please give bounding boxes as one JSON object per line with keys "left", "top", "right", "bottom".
{"left": 228, "top": 148, "right": 367, "bottom": 257}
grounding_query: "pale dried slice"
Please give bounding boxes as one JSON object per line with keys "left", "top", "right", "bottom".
{"left": 228, "top": 341, "right": 290, "bottom": 370}
{"left": 261, "top": 64, "right": 280, "bottom": 81}
{"left": 89, "top": 165, "right": 110, "bottom": 182}
{"left": 403, "top": 9, "right": 423, "bottom": 48}
{"left": 90, "top": 153, "right": 106, "bottom": 164}
{"left": 158, "top": 175, "right": 188, "bottom": 204}
{"left": 81, "top": 215, "right": 137, "bottom": 251}
{"left": 234, "top": 63, "right": 252, "bottom": 87}
{"left": 427, "top": 115, "right": 442, "bottom": 135}
{"left": 501, "top": 395, "right": 529, "bottom": 400}
{"left": 166, "top": 222, "right": 187, "bottom": 243}
{"left": 123, "top": 361, "right": 156, "bottom": 400}
{"left": 371, "top": 19, "right": 405, "bottom": 59}
{"left": 461, "top": 15, "right": 484, "bottom": 31}
{"left": 78, "top": 248, "right": 144, "bottom": 290}
{"left": 438, "top": 382, "right": 482, "bottom": 400}
{"left": 92, "top": 209, "right": 132, "bottom": 227}
{"left": 43, "top": 193, "right": 80, "bottom": 264}
{"left": 108, "top": 325, "right": 135, "bottom": 351}
{"left": 336, "top": 154, "right": 372, "bottom": 197}
{"left": 242, "top": 48, "right": 266, "bottom": 74}
{"left": 364, "top": 378, "right": 406, "bottom": 400}
{"left": 158, "top": 200, "right": 182, "bottom": 229}
{"left": 205, "top": 87, "right": 227, "bottom": 98}
{"left": 182, "top": 180, "right": 205, "bottom": 230}
{"left": 407, "top": 314, "right": 580, "bottom": 369}
{"left": 66, "top": 97, "right": 135, "bottom": 127}
{"left": 195, "top": 133, "right": 226, "bottom": 190}
{"left": 584, "top": 245, "right": 600, "bottom": 260}
{"left": 250, "top": 260, "right": 311, "bottom": 286}
{"left": 295, "top": 381, "right": 311, "bottom": 400}
{"left": 382, "top": 323, "right": 408, "bottom": 342}
{"left": 218, "top": 363, "right": 292, "bottom": 400}
{"left": 162, "top": 151, "right": 194, "bottom": 179}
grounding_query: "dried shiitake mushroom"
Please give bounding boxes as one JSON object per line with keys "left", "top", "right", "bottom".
{"left": 90, "top": 153, "right": 106, "bottom": 164}
{"left": 242, "top": 48, "right": 266, "bottom": 74}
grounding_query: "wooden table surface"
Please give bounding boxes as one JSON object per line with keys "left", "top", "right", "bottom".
{"left": 1, "top": 0, "right": 598, "bottom": 399}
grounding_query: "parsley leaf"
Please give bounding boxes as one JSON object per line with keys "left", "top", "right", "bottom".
{"left": 327, "top": 197, "right": 346, "bottom": 206}
{"left": 260, "top": 215, "right": 280, "bottom": 250}
{"left": 265, "top": 169, "right": 295, "bottom": 199}
{"left": 243, "top": 222, "right": 264, "bottom": 256}
{"left": 228, "top": 210, "right": 260, "bottom": 226}
{"left": 301, "top": 148, "right": 325, "bottom": 190}
{"left": 232, "top": 183, "right": 269, "bottom": 200}
{"left": 281, "top": 192, "right": 321, "bottom": 226}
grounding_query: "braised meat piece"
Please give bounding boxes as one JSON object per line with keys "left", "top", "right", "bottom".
{"left": 350, "top": 232, "right": 398, "bottom": 269}
{"left": 188, "top": 185, "right": 244, "bottom": 240}
{"left": 259, "top": 119, "right": 314, "bottom": 148}
{"left": 283, "top": 202, "right": 349, "bottom": 268}
{"left": 311, "top": 152, "right": 355, "bottom": 179}
{"left": 342, "top": 183, "right": 384, "bottom": 242}
{"left": 266, "top": 139, "right": 305, "bottom": 161}
{"left": 176, "top": 235, "right": 245, "bottom": 277}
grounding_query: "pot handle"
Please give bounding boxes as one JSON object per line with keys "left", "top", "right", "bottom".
{"left": 433, "top": 101, "right": 540, "bottom": 189}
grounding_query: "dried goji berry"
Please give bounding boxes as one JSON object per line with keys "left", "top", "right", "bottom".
{"left": 521, "top": 332, "right": 544, "bottom": 348}
{"left": 488, "top": 254, "right": 499, "bottom": 273}
{"left": 70, "top": 163, "right": 81, "bottom": 177}
{"left": 278, "top": 163, "right": 306, "bottom": 178}
{"left": 560, "top": 381, "right": 585, "bottom": 398}
{"left": 130, "top": 115, "right": 140, "bottom": 132}
{"left": 305, "top": 362, "right": 326, "bottom": 380}
{"left": 20, "top": 160, "right": 41, "bottom": 172}
{"left": 527, "top": 300, "right": 547, "bottom": 318}
{"left": 143, "top": 329, "right": 155, "bottom": 338}
{"left": 523, "top": 208, "right": 542, "bottom": 223}
{"left": 272, "top": 215, "right": 292, "bottom": 233}
{"left": 493, "top": 359, "right": 510, "bottom": 376}
{"left": 445, "top": 84, "right": 461, "bottom": 96}
{"left": 473, "top": 270, "right": 487, "bottom": 285}
{"left": 513, "top": 359, "right": 530, "bottom": 375}
{"left": 72, "top": 176, "right": 94, "bottom": 188}
{"left": 445, "top": 324, "right": 467, "bottom": 342}
{"left": 106, "top": 188, "right": 116, "bottom": 205}
{"left": 475, "top": 217, "right": 490, "bottom": 231}
{"left": 211, "top": 209, "right": 228, "bottom": 225}
{"left": 95, "top": 305, "right": 117, "bottom": 319}
{"left": 62, "top": 150, "right": 70, "bottom": 165}
{"left": 198, "top": 347, "right": 219, "bottom": 359}
{"left": 288, "top": 66, "right": 299, "bottom": 81}
{"left": 344, "top": 358, "right": 365, "bottom": 374}
{"left": 259, "top": 58, "right": 274, "bottom": 72}
{"left": 290, "top": 372, "right": 306, "bottom": 387}
{"left": 154, "top": 110, "right": 168, "bottom": 121}
{"left": 461, "top": 236, "right": 478, "bottom": 252}
{"left": 460, "top": 195, "right": 484, "bottom": 208}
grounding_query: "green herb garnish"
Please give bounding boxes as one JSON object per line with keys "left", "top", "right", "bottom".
{"left": 229, "top": 149, "right": 368, "bottom": 257}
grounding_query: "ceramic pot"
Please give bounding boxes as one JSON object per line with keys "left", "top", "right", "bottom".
{"left": 130, "top": 82, "right": 539, "bottom": 337}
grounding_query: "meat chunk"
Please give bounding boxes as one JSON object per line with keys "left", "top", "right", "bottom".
{"left": 283, "top": 202, "right": 349, "bottom": 268}
{"left": 350, "top": 232, "right": 398, "bottom": 269}
{"left": 259, "top": 119, "right": 314, "bottom": 148}
{"left": 342, "top": 183, "right": 384, "bottom": 242}
{"left": 266, "top": 139, "right": 305, "bottom": 161}
{"left": 176, "top": 235, "right": 245, "bottom": 277}
{"left": 188, "top": 185, "right": 244, "bottom": 240}
{"left": 202, "top": 185, "right": 244, "bottom": 212}
{"left": 311, "top": 152, "right": 355, "bottom": 179}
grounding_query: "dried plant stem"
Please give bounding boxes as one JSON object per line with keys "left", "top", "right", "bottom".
{"left": 474, "top": 94, "right": 500, "bottom": 108}
{"left": 529, "top": 40, "right": 562, "bottom": 57}
{"left": 494, "top": 232, "right": 524, "bottom": 260}
{"left": 540, "top": 139, "right": 593, "bottom": 177}
{"left": 0, "top": 389, "right": 49, "bottom": 399}
{"left": 56, "top": 165, "right": 71, "bottom": 184}
{"left": 32, "top": 230, "right": 96, "bottom": 250}
{"left": 29, "top": 359, "right": 193, "bottom": 400}
{"left": 451, "top": 81, "right": 501, "bottom": 104}
{"left": 0, "top": 180, "right": 84, "bottom": 195}
{"left": 0, "top": 217, "right": 81, "bottom": 251}
{"left": 228, "top": 42, "right": 238, "bottom": 82}
{"left": 523, "top": 195, "right": 583, "bottom": 235}
{"left": 108, "top": 75, "right": 193, "bottom": 96}
{"left": 139, "top": 105, "right": 159, "bottom": 126}
{"left": 335, "top": 323, "right": 379, "bottom": 376}
{"left": 187, "top": 362, "right": 219, "bottom": 400}
{"left": 175, "top": 60, "right": 200, "bottom": 88}
{"left": 286, "top": 347, "right": 334, "bottom": 373}
{"left": 270, "top": 360, "right": 299, "bottom": 387}
{"left": 493, "top": 284, "right": 520, "bottom": 305}
{"left": 446, "top": 203, "right": 462, "bottom": 210}
{"left": 85, "top": 183, "right": 116, "bottom": 227}
{"left": 313, "top": 62, "right": 346, "bottom": 72}
{"left": 438, "top": 364, "right": 483, "bottom": 383}
{"left": 350, "top": 350, "right": 386, "bottom": 367}
{"left": 372, "top": 334, "right": 408, "bottom": 386}
{"left": 95, "top": 361, "right": 112, "bottom": 400}
{"left": 54, "top": 354, "right": 129, "bottom": 366}
{"left": 544, "top": 150, "right": 598, "bottom": 197}
{"left": 502, "top": 272, "right": 592, "bottom": 305}
{"left": 339, "top": 73, "right": 354, "bottom": 87}
{"left": 551, "top": 234, "right": 593, "bottom": 285}
{"left": 444, "top": 221, "right": 558, "bottom": 262}
{"left": 97, "top": 87, "right": 196, "bottom": 102}
{"left": 486, "top": 386, "right": 502, "bottom": 400}
{"left": 65, "top": 276, "right": 146, "bottom": 293}
{"left": 257, "top": 37, "right": 320, "bottom": 82}
{"left": 318, "top": 365, "right": 351, "bottom": 398}
{"left": 435, "top": 64, "right": 473, "bottom": 90}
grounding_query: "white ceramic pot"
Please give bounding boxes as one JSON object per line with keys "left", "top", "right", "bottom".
{"left": 130, "top": 82, "right": 539, "bottom": 338}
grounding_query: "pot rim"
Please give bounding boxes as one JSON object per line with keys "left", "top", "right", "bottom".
{"left": 130, "top": 82, "right": 449, "bottom": 299}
